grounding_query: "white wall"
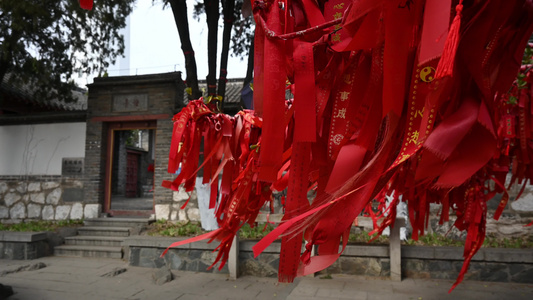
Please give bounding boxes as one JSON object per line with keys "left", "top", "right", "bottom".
{"left": 0, "top": 123, "right": 86, "bottom": 175}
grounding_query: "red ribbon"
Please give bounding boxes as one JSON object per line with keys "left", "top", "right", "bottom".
{"left": 418, "top": 0, "right": 451, "bottom": 65}
{"left": 278, "top": 142, "right": 311, "bottom": 282}
{"left": 381, "top": 0, "right": 418, "bottom": 119}
{"left": 293, "top": 41, "right": 316, "bottom": 142}
{"left": 256, "top": 3, "right": 286, "bottom": 182}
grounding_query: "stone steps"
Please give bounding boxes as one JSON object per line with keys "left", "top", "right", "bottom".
{"left": 78, "top": 226, "right": 131, "bottom": 237}
{"left": 64, "top": 236, "right": 124, "bottom": 247}
{"left": 54, "top": 245, "right": 123, "bottom": 259}
{"left": 54, "top": 217, "right": 152, "bottom": 259}
{"left": 84, "top": 218, "right": 154, "bottom": 229}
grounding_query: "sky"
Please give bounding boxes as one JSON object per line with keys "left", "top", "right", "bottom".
{"left": 77, "top": 0, "right": 249, "bottom": 87}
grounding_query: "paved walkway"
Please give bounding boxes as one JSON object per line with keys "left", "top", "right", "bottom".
{"left": 1, "top": 256, "right": 532, "bottom": 300}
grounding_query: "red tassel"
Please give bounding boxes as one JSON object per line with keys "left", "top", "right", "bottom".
{"left": 79, "top": 0, "right": 93, "bottom": 10}
{"left": 80, "top": 0, "right": 93, "bottom": 10}
{"left": 435, "top": 1, "right": 463, "bottom": 79}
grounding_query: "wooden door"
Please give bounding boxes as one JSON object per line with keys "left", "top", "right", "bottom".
{"left": 126, "top": 151, "right": 139, "bottom": 197}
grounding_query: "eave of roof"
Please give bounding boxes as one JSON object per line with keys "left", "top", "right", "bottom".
{"left": 1, "top": 72, "right": 87, "bottom": 112}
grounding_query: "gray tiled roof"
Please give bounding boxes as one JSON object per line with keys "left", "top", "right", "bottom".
{"left": 1, "top": 73, "right": 87, "bottom": 112}
{"left": 193, "top": 78, "right": 245, "bottom": 104}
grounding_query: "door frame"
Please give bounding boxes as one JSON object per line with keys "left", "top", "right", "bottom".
{"left": 104, "top": 120, "right": 157, "bottom": 217}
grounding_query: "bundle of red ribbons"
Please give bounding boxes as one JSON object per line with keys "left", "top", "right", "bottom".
{"left": 163, "top": 0, "right": 533, "bottom": 292}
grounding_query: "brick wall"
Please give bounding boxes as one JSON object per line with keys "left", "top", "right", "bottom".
{"left": 84, "top": 121, "right": 105, "bottom": 205}
{"left": 154, "top": 118, "right": 174, "bottom": 206}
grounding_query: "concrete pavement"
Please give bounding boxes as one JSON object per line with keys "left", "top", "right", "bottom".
{"left": 0, "top": 256, "right": 532, "bottom": 300}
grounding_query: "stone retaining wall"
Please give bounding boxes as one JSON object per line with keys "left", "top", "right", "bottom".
{"left": 0, "top": 177, "right": 100, "bottom": 223}
{"left": 124, "top": 236, "right": 533, "bottom": 284}
{"left": 154, "top": 188, "right": 201, "bottom": 223}
{"left": 123, "top": 236, "right": 228, "bottom": 274}
{"left": 319, "top": 245, "right": 533, "bottom": 283}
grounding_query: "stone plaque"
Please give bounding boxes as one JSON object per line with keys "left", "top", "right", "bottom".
{"left": 112, "top": 94, "right": 148, "bottom": 112}
{"left": 62, "top": 158, "right": 84, "bottom": 176}
{"left": 63, "top": 188, "right": 84, "bottom": 202}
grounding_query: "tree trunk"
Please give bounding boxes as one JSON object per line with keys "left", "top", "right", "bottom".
{"left": 0, "top": 25, "right": 17, "bottom": 87}
{"left": 244, "top": 37, "right": 254, "bottom": 88}
{"left": 0, "top": 27, "right": 18, "bottom": 107}
{"left": 0, "top": 60, "right": 8, "bottom": 109}
{"left": 169, "top": 0, "right": 201, "bottom": 100}
{"left": 240, "top": 36, "right": 254, "bottom": 109}
{"left": 204, "top": 0, "right": 219, "bottom": 99}
{"left": 217, "top": 0, "right": 236, "bottom": 113}
{"left": 0, "top": 61, "right": 9, "bottom": 88}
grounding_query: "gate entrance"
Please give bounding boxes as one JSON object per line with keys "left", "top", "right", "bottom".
{"left": 85, "top": 72, "right": 185, "bottom": 220}
{"left": 105, "top": 121, "right": 156, "bottom": 216}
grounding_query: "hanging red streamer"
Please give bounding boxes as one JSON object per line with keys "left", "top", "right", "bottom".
{"left": 161, "top": 0, "right": 533, "bottom": 293}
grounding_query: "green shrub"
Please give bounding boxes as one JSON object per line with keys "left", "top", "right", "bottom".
{"left": 147, "top": 220, "right": 205, "bottom": 237}
{"left": 239, "top": 223, "right": 275, "bottom": 239}
{"left": 0, "top": 220, "right": 83, "bottom": 232}
{"left": 349, "top": 231, "right": 390, "bottom": 244}
{"left": 145, "top": 220, "right": 533, "bottom": 249}
{"left": 404, "top": 233, "right": 463, "bottom": 247}
{"left": 403, "top": 232, "right": 533, "bottom": 248}
{"left": 482, "top": 234, "right": 533, "bottom": 249}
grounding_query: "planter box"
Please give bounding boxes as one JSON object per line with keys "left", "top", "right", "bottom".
{"left": 0, "top": 228, "right": 78, "bottom": 260}
{"left": 0, "top": 231, "right": 49, "bottom": 260}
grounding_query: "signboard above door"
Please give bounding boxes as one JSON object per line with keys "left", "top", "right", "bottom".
{"left": 112, "top": 94, "right": 148, "bottom": 112}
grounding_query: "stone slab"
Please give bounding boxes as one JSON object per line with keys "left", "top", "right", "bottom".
{"left": 402, "top": 245, "right": 436, "bottom": 259}
{"left": 63, "top": 188, "right": 85, "bottom": 202}
{"left": 239, "top": 240, "right": 282, "bottom": 253}
{"left": 0, "top": 231, "right": 47, "bottom": 242}
{"left": 482, "top": 248, "right": 533, "bottom": 263}
{"left": 342, "top": 245, "right": 389, "bottom": 257}
{"left": 123, "top": 236, "right": 219, "bottom": 251}
{"left": 152, "top": 266, "right": 173, "bottom": 285}
{"left": 402, "top": 246, "right": 533, "bottom": 264}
